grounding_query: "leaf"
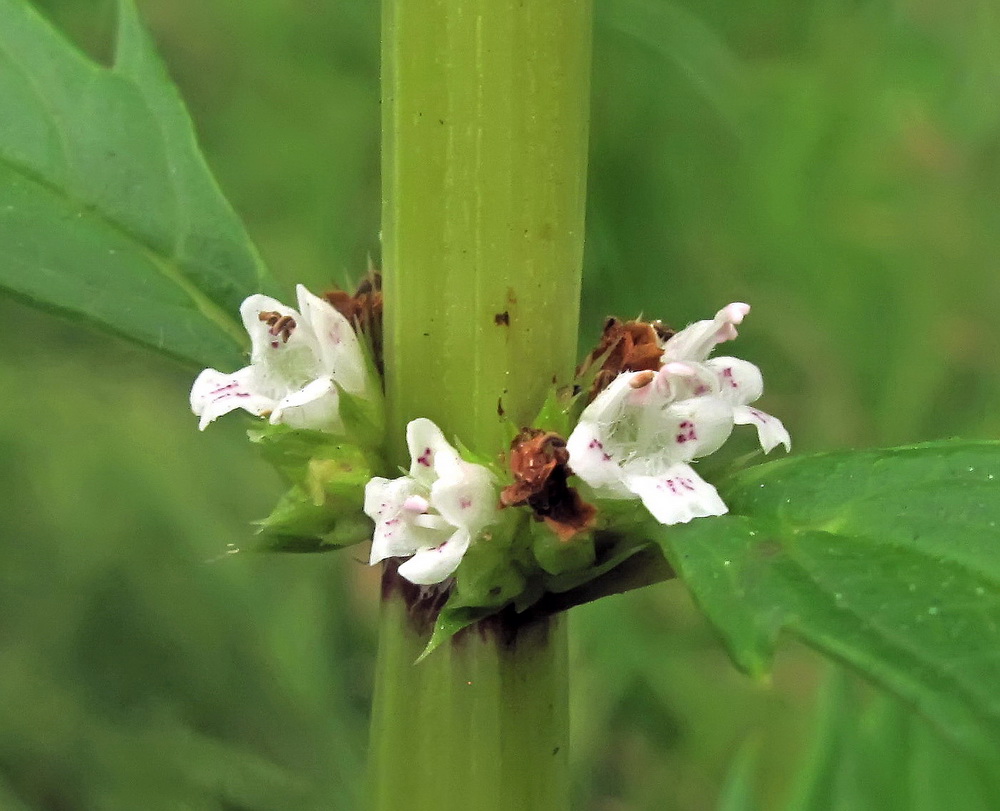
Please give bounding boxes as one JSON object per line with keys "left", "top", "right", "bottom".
{"left": 0, "top": 0, "right": 277, "bottom": 368}
{"left": 786, "top": 667, "right": 997, "bottom": 811}
{"left": 656, "top": 440, "right": 1000, "bottom": 768}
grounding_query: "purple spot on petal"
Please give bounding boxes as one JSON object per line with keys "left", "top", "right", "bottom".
{"left": 417, "top": 447, "right": 433, "bottom": 467}
{"left": 589, "top": 438, "right": 613, "bottom": 461}
{"left": 660, "top": 476, "right": 696, "bottom": 496}
{"left": 459, "top": 497, "right": 472, "bottom": 509}
{"left": 675, "top": 420, "right": 697, "bottom": 444}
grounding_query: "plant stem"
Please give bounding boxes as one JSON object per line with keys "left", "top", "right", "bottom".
{"left": 382, "top": 0, "right": 593, "bottom": 458}
{"left": 368, "top": 570, "right": 570, "bottom": 811}
{"left": 374, "top": 0, "right": 592, "bottom": 807}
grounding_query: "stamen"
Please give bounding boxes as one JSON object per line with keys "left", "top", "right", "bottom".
{"left": 630, "top": 370, "right": 656, "bottom": 389}
{"left": 258, "top": 310, "right": 297, "bottom": 343}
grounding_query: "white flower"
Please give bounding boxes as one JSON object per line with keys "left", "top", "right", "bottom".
{"left": 190, "top": 285, "right": 371, "bottom": 432}
{"left": 660, "top": 302, "right": 790, "bottom": 454}
{"left": 567, "top": 303, "right": 790, "bottom": 525}
{"left": 364, "top": 418, "right": 498, "bottom": 585}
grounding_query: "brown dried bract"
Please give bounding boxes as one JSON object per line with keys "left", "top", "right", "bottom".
{"left": 577, "top": 317, "right": 676, "bottom": 399}
{"left": 323, "top": 269, "right": 384, "bottom": 376}
{"left": 501, "top": 429, "right": 597, "bottom": 542}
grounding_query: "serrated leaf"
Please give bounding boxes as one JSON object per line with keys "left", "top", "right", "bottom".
{"left": 0, "top": 0, "right": 277, "bottom": 368}
{"left": 656, "top": 440, "right": 1000, "bottom": 769}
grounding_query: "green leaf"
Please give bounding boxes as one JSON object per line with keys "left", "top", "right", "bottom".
{"left": 0, "top": 0, "right": 277, "bottom": 368}
{"left": 786, "top": 667, "right": 997, "bottom": 811}
{"left": 656, "top": 440, "right": 1000, "bottom": 768}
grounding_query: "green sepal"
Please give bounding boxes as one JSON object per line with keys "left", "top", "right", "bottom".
{"left": 452, "top": 511, "right": 528, "bottom": 609}
{"left": 541, "top": 531, "right": 642, "bottom": 593}
{"left": 248, "top": 422, "right": 379, "bottom": 478}
{"left": 417, "top": 511, "right": 531, "bottom": 660}
{"left": 529, "top": 519, "right": 596, "bottom": 577}
{"left": 529, "top": 383, "right": 579, "bottom": 437}
{"left": 248, "top": 422, "right": 380, "bottom": 551}
{"left": 493, "top": 410, "right": 523, "bottom": 462}
{"left": 537, "top": 543, "right": 673, "bottom": 612}
{"left": 336, "top": 384, "right": 386, "bottom": 452}
{"left": 451, "top": 435, "right": 506, "bottom": 479}
{"left": 417, "top": 602, "right": 499, "bottom": 663}
{"left": 253, "top": 484, "right": 373, "bottom": 553}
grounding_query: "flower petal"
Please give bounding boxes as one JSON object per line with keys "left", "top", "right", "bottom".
{"left": 565, "top": 419, "right": 632, "bottom": 496}
{"left": 661, "top": 302, "right": 750, "bottom": 363}
{"left": 190, "top": 367, "right": 274, "bottom": 430}
{"left": 586, "top": 371, "right": 641, "bottom": 422}
{"left": 625, "top": 394, "right": 734, "bottom": 471}
{"left": 656, "top": 362, "right": 720, "bottom": 400}
{"left": 365, "top": 476, "right": 423, "bottom": 563}
{"left": 431, "top": 462, "right": 497, "bottom": 530}
{"left": 734, "top": 405, "right": 791, "bottom": 453}
{"left": 626, "top": 464, "right": 728, "bottom": 525}
{"left": 240, "top": 294, "right": 319, "bottom": 396}
{"left": 295, "top": 285, "right": 368, "bottom": 394}
{"left": 270, "top": 377, "right": 343, "bottom": 432}
{"left": 406, "top": 418, "right": 462, "bottom": 485}
{"left": 396, "top": 529, "right": 472, "bottom": 585}
{"left": 705, "top": 356, "right": 763, "bottom": 407}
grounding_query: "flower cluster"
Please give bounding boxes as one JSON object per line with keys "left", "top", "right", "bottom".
{"left": 364, "top": 419, "right": 497, "bottom": 585}
{"left": 566, "top": 303, "right": 789, "bottom": 524}
{"left": 192, "top": 293, "right": 788, "bottom": 586}
{"left": 190, "top": 285, "right": 373, "bottom": 432}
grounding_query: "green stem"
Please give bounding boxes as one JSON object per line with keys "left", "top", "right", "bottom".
{"left": 374, "top": 0, "right": 592, "bottom": 807}
{"left": 382, "top": 0, "right": 593, "bottom": 457}
{"left": 368, "top": 570, "right": 570, "bottom": 811}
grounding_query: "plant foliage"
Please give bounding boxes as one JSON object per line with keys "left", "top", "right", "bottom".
{"left": 657, "top": 441, "right": 1000, "bottom": 768}
{"left": 0, "top": 0, "right": 277, "bottom": 369}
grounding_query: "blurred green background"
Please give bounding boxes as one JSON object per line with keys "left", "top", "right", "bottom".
{"left": 3, "top": 0, "right": 1000, "bottom": 808}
